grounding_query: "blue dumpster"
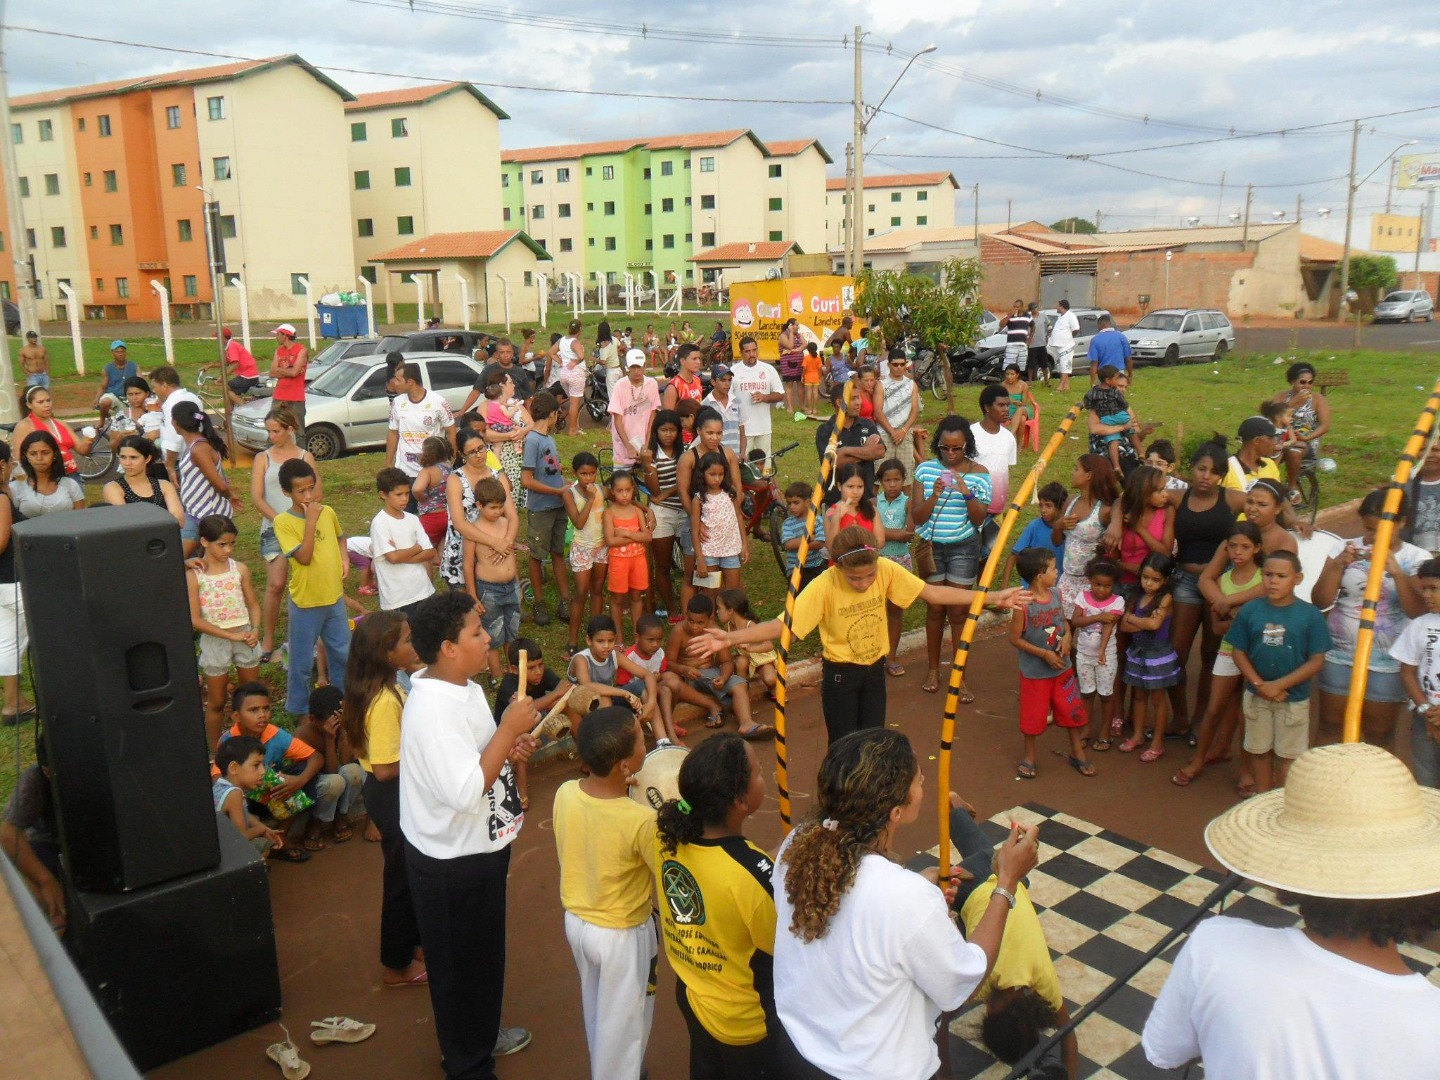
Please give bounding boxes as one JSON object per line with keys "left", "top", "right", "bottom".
{"left": 317, "top": 305, "right": 371, "bottom": 339}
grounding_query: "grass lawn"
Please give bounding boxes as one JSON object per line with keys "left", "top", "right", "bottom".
{"left": 0, "top": 337, "right": 1427, "bottom": 801}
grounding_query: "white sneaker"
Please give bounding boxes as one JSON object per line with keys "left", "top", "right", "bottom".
{"left": 494, "top": 1026, "right": 532, "bottom": 1056}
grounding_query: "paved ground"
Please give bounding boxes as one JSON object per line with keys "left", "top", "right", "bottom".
{"left": 1236, "top": 319, "right": 1440, "bottom": 355}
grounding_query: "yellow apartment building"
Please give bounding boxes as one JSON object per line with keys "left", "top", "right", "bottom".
{"left": 825, "top": 171, "right": 959, "bottom": 250}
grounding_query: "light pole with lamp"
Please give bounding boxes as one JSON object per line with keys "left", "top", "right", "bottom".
{"left": 1338, "top": 131, "right": 1418, "bottom": 323}
{"left": 847, "top": 33, "right": 936, "bottom": 277}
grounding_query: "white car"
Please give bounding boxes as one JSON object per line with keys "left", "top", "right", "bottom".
{"left": 1124, "top": 308, "right": 1235, "bottom": 365}
{"left": 231, "top": 351, "right": 482, "bottom": 460}
{"left": 1373, "top": 290, "right": 1434, "bottom": 323}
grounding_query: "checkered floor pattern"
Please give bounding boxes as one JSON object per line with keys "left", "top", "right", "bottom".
{"left": 913, "top": 802, "right": 1440, "bottom": 1079}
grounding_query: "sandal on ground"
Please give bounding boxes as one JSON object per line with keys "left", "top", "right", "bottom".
{"left": 310, "top": 1017, "right": 376, "bottom": 1045}
{"left": 672, "top": 724, "right": 689, "bottom": 739}
{"left": 739, "top": 723, "right": 777, "bottom": 742}
{"left": 357, "top": 585, "right": 378, "bottom": 596}
{"left": 704, "top": 712, "right": 724, "bottom": 729}
{"left": 1067, "top": 755, "right": 1097, "bottom": 777}
{"left": 921, "top": 671, "right": 940, "bottom": 693}
{"left": 1139, "top": 747, "right": 1165, "bottom": 763}
{"left": 886, "top": 661, "right": 906, "bottom": 677}
{"left": 1117, "top": 737, "right": 1142, "bottom": 753}
{"left": 382, "top": 964, "right": 428, "bottom": 988}
{"left": 1164, "top": 726, "right": 1192, "bottom": 742}
{"left": 270, "top": 845, "right": 311, "bottom": 863}
{"left": 267, "top": 1027, "right": 311, "bottom": 1079}
{"left": 1090, "top": 738, "right": 1112, "bottom": 752}
{"left": 1015, "top": 759, "right": 1037, "bottom": 780}
{"left": 302, "top": 834, "right": 326, "bottom": 852}
{"left": 331, "top": 821, "right": 353, "bottom": 844}
{"left": 1171, "top": 767, "right": 1198, "bottom": 788}
{"left": 260, "top": 648, "right": 284, "bottom": 664}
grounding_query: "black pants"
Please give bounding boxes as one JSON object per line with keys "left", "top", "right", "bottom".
{"left": 406, "top": 842, "right": 511, "bottom": 1080}
{"left": 1028, "top": 346, "right": 1049, "bottom": 380}
{"left": 773, "top": 1020, "right": 842, "bottom": 1080}
{"left": 676, "top": 979, "right": 779, "bottom": 1079}
{"left": 820, "top": 658, "right": 886, "bottom": 744}
{"left": 277, "top": 399, "right": 306, "bottom": 438}
{"left": 363, "top": 773, "right": 421, "bottom": 971}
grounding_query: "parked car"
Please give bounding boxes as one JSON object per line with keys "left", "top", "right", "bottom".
{"left": 230, "top": 351, "right": 482, "bottom": 460}
{"left": 1124, "top": 308, "right": 1235, "bottom": 365}
{"left": 2, "top": 300, "right": 18, "bottom": 335}
{"left": 377, "top": 328, "right": 500, "bottom": 357}
{"left": 1373, "top": 289, "right": 1434, "bottom": 323}
{"left": 252, "top": 338, "right": 382, "bottom": 397}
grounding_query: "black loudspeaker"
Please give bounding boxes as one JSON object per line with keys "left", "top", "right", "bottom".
{"left": 14, "top": 504, "right": 219, "bottom": 891}
{"left": 67, "top": 812, "right": 282, "bottom": 1070}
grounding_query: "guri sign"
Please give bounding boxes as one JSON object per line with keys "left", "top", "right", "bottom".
{"left": 728, "top": 275, "right": 855, "bottom": 359}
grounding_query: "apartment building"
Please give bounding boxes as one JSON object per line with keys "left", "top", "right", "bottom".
{"left": 2, "top": 55, "right": 355, "bottom": 322}
{"left": 824, "top": 171, "right": 959, "bottom": 250}
{"left": 500, "top": 130, "right": 829, "bottom": 288}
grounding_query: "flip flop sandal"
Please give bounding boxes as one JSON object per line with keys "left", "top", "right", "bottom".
{"left": 1139, "top": 747, "right": 1165, "bottom": 763}
{"left": 921, "top": 673, "right": 941, "bottom": 694}
{"left": 1067, "top": 755, "right": 1097, "bottom": 777}
{"left": 271, "top": 845, "right": 311, "bottom": 863}
{"left": 1171, "top": 769, "right": 1197, "bottom": 788}
{"left": 267, "top": 1027, "right": 311, "bottom": 1079}
{"left": 382, "top": 968, "right": 428, "bottom": 988}
{"left": 958, "top": 686, "right": 975, "bottom": 704}
{"left": 704, "top": 713, "right": 725, "bottom": 729}
{"left": 310, "top": 1016, "right": 376, "bottom": 1045}
{"left": 739, "top": 724, "right": 777, "bottom": 742}
{"left": 1117, "top": 738, "right": 1142, "bottom": 753}
{"left": 673, "top": 725, "right": 689, "bottom": 739}
{"left": 1090, "top": 738, "right": 1113, "bottom": 752}
{"left": 1015, "top": 759, "right": 1037, "bottom": 780}
{"left": 331, "top": 822, "right": 353, "bottom": 843}
{"left": 302, "top": 835, "right": 326, "bottom": 852}
{"left": 886, "top": 662, "right": 906, "bottom": 677}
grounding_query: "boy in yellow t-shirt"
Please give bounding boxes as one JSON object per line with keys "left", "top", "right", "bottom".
{"left": 272, "top": 458, "right": 351, "bottom": 716}
{"left": 553, "top": 706, "right": 658, "bottom": 1080}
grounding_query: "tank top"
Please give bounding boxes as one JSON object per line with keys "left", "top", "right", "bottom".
{"left": 609, "top": 508, "right": 645, "bottom": 558}
{"left": 1061, "top": 496, "right": 1104, "bottom": 583}
{"left": 32, "top": 415, "right": 77, "bottom": 473}
{"left": 416, "top": 463, "right": 450, "bottom": 517}
{"left": 879, "top": 372, "right": 915, "bottom": 431}
{"left": 0, "top": 495, "right": 25, "bottom": 585}
{"left": 178, "top": 440, "right": 231, "bottom": 520}
{"left": 1216, "top": 566, "right": 1260, "bottom": 655}
{"left": 699, "top": 492, "right": 742, "bottom": 558}
{"left": 259, "top": 451, "right": 292, "bottom": 534}
{"left": 668, "top": 374, "right": 704, "bottom": 405}
{"left": 570, "top": 482, "right": 606, "bottom": 547}
{"left": 1120, "top": 510, "right": 1166, "bottom": 583}
{"left": 558, "top": 336, "right": 579, "bottom": 364}
{"left": 196, "top": 558, "right": 249, "bottom": 629}
{"left": 570, "top": 647, "right": 617, "bottom": 686}
{"left": 116, "top": 475, "right": 167, "bottom": 509}
{"left": 1174, "top": 488, "right": 1235, "bottom": 567}
{"left": 652, "top": 449, "right": 681, "bottom": 509}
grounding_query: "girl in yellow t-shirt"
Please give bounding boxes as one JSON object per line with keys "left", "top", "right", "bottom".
{"left": 339, "top": 609, "right": 426, "bottom": 987}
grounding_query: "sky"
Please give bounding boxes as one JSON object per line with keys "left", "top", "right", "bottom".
{"left": 8, "top": 0, "right": 1440, "bottom": 237}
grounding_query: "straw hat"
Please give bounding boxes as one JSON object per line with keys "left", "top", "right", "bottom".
{"left": 1205, "top": 743, "right": 1440, "bottom": 899}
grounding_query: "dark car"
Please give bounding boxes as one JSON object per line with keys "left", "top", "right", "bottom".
{"left": 377, "top": 328, "right": 500, "bottom": 357}
{"left": 3, "top": 300, "right": 18, "bottom": 335}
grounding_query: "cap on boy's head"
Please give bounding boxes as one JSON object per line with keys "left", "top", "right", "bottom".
{"left": 230, "top": 680, "right": 271, "bottom": 714}
{"left": 712, "top": 363, "right": 731, "bottom": 379}
{"left": 309, "top": 685, "right": 343, "bottom": 720}
{"left": 273, "top": 323, "right": 297, "bottom": 338}
{"left": 507, "top": 636, "right": 541, "bottom": 666}
{"left": 1014, "top": 546, "right": 1056, "bottom": 585}
{"left": 1237, "top": 415, "right": 1278, "bottom": 441}
{"left": 625, "top": 349, "right": 647, "bottom": 369}
{"left": 25, "top": 330, "right": 38, "bottom": 340}
{"left": 574, "top": 706, "right": 639, "bottom": 776}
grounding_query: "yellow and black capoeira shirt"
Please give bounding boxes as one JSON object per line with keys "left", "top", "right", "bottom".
{"left": 656, "top": 834, "right": 777, "bottom": 1046}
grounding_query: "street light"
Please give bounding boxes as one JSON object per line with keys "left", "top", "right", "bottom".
{"left": 862, "top": 134, "right": 889, "bottom": 159}
{"left": 1339, "top": 133, "right": 1421, "bottom": 317}
{"left": 847, "top": 35, "right": 936, "bottom": 276}
{"left": 1386, "top": 140, "right": 1420, "bottom": 213}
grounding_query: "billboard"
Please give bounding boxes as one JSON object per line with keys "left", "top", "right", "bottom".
{"left": 728, "top": 275, "right": 855, "bottom": 360}
{"left": 1398, "top": 153, "right": 1440, "bottom": 189}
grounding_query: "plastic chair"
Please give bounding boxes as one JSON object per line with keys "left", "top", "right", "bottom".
{"left": 1021, "top": 395, "right": 1041, "bottom": 451}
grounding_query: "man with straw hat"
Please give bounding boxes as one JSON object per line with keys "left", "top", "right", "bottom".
{"left": 1143, "top": 743, "right": 1440, "bottom": 1076}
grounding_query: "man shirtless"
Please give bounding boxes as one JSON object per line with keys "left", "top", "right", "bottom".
{"left": 19, "top": 332, "right": 48, "bottom": 389}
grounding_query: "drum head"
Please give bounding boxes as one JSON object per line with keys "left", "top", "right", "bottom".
{"left": 630, "top": 745, "right": 689, "bottom": 811}
{"left": 1294, "top": 529, "right": 1341, "bottom": 606}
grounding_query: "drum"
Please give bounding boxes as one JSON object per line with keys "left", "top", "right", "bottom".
{"left": 630, "top": 744, "right": 688, "bottom": 812}
{"left": 1294, "top": 529, "right": 1341, "bottom": 606}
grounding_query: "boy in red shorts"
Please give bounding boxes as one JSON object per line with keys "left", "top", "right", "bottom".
{"left": 1008, "top": 547, "right": 1095, "bottom": 781}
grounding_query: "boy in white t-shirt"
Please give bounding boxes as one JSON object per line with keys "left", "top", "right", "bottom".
{"left": 1393, "top": 556, "right": 1440, "bottom": 788}
{"left": 370, "top": 467, "right": 437, "bottom": 616}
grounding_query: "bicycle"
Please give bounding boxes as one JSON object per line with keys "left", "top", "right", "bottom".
{"left": 72, "top": 416, "right": 117, "bottom": 484}
{"left": 1290, "top": 454, "right": 1331, "bottom": 527}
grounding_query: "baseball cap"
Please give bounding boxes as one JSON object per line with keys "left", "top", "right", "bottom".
{"left": 109, "top": 339, "right": 127, "bottom": 350}
{"left": 624, "top": 348, "right": 647, "bottom": 369}
{"left": 221, "top": 327, "right": 233, "bottom": 339}
{"left": 1237, "top": 416, "right": 1277, "bottom": 441}
{"left": 712, "top": 364, "right": 732, "bottom": 379}
{"left": 273, "top": 323, "right": 297, "bottom": 337}
{"left": 25, "top": 330, "right": 37, "bottom": 339}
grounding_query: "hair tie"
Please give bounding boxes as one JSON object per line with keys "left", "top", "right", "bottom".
{"left": 821, "top": 818, "right": 839, "bottom": 831}
{"left": 676, "top": 798, "right": 692, "bottom": 816}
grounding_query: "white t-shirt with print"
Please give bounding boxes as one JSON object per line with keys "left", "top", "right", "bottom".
{"left": 1073, "top": 590, "right": 1126, "bottom": 660}
{"left": 731, "top": 361, "right": 783, "bottom": 436}
{"left": 388, "top": 391, "right": 454, "bottom": 477}
{"left": 1390, "top": 611, "right": 1440, "bottom": 706}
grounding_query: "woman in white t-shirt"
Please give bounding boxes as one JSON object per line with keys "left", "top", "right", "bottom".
{"left": 772, "top": 729, "right": 1038, "bottom": 1080}
{"left": 555, "top": 320, "right": 588, "bottom": 434}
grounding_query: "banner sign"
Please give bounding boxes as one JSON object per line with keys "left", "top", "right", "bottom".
{"left": 1398, "top": 153, "right": 1440, "bottom": 189}
{"left": 729, "top": 275, "right": 855, "bottom": 360}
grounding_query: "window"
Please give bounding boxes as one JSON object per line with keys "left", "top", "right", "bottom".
{"left": 43, "top": 174, "right": 59, "bottom": 196}
{"left": 557, "top": 167, "right": 570, "bottom": 183}
{"left": 16, "top": 177, "right": 28, "bottom": 198}
{"left": 661, "top": 160, "right": 674, "bottom": 177}
{"left": 558, "top": 203, "right": 571, "bottom": 218}
{"left": 645, "top": 239, "right": 653, "bottom": 251}
{"left": 291, "top": 273, "right": 307, "bottom": 296}
{"left": 38, "top": 119, "right": 53, "bottom": 141}
{"left": 350, "top": 121, "right": 367, "bottom": 142}
{"left": 177, "top": 219, "right": 193, "bottom": 242}
{"left": 426, "top": 360, "right": 477, "bottom": 392}
{"left": 8, "top": 123, "right": 19, "bottom": 144}
{"left": 701, "top": 231, "right": 715, "bottom": 247}
{"left": 220, "top": 215, "right": 236, "bottom": 239}
{"left": 24, "top": 229, "right": 34, "bottom": 249}
{"left": 394, "top": 166, "right": 411, "bottom": 187}
{"left": 916, "top": 215, "right": 927, "bottom": 226}
{"left": 891, "top": 192, "right": 902, "bottom": 202}
{"left": 768, "top": 164, "right": 782, "bottom": 179}
{"left": 768, "top": 197, "right": 783, "bottom": 211}
{"left": 89, "top": 226, "right": 98, "bottom": 240}
{"left": 51, "top": 227, "right": 66, "bottom": 248}
{"left": 531, "top": 205, "right": 544, "bottom": 220}
{"left": 354, "top": 170, "right": 370, "bottom": 190}
{"left": 661, "top": 198, "right": 674, "bottom": 213}
{"left": 96, "top": 278, "right": 105, "bottom": 292}
{"left": 110, "top": 224, "right": 124, "bottom": 245}
{"left": 684, "top": 232, "right": 692, "bottom": 243}
{"left": 662, "top": 234, "right": 675, "bottom": 249}
{"left": 76, "top": 117, "right": 85, "bottom": 132}
{"left": 890, "top": 217, "right": 901, "bottom": 227}
{"left": 559, "top": 237, "right": 573, "bottom": 252}
{"left": 398, "top": 271, "right": 417, "bottom": 285}
{"left": 588, "top": 237, "right": 595, "bottom": 247}
{"left": 586, "top": 167, "right": 593, "bottom": 177}
{"left": 97, "top": 114, "right": 112, "bottom": 136}
{"left": 643, "top": 168, "right": 651, "bottom": 180}
{"left": 360, "top": 266, "right": 377, "bottom": 284}
{"left": 523, "top": 271, "right": 533, "bottom": 287}
{"left": 357, "top": 218, "right": 374, "bottom": 237}
{"left": 586, "top": 202, "right": 594, "bottom": 211}
{"left": 103, "top": 170, "right": 117, "bottom": 192}
{"left": 212, "top": 156, "right": 232, "bottom": 180}
{"left": 204, "top": 96, "right": 224, "bottom": 121}
{"left": 501, "top": 173, "right": 510, "bottom": 187}
{"left": 391, "top": 117, "right": 408, "bottom": 138}
{"left": 601, "top": 165, "right": 614, "bottom": 180}
{"left": 83, "top": 172, "right": 92, "bottom": 186}
{"left": 183, "top": 275, "right": 198, "bottom": 297}
{"left": 684, "top": 159, "right": 690, "bottom": 169}
{"left": 701, "top": 194, "right": 715, "bottom": 210}
{"left": 166, "top": 106, "right": 181, "bottom": 129}
{"left": 397, "top": 215, "right": 414, "bottom": 235}
{"left": 171, "top": 163, "right": 186, "bottom": 187}
{"left": 685, "top": 196, "right": 692, "bottom": 207}
{"left": 698, "top": 156, "right": 717, "bottom": 173}
{"left": 604, "top": 237, "right": 616, "bottom": 251}
{"left": 917, "top": 190, "right": 928, "bottom": 202}
{"left": 502, "top": 207, "right": 511, "bottom": 222}
{"left": 603, "top": 201, "right": 615, "bottom": 216}
{"left": 530, "top": 170, "right": 544, "bottom": 184}
{"left": 537, "top": 238, "right": 548, "bottom": 250}
{"left": 116, "top": 277, "right": 130, "bottom": 298}
{"left": 644, "top": 204, "right": 652, "bottom": 216}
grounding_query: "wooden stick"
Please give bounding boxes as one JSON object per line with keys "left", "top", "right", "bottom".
{"left": 530, "top": 685, "right": 575, "bottom": 738}
{"left": 517, "top": 649, "right": 528, "bottom": 700}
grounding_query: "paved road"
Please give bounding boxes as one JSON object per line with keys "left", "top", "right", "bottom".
{"left": 1236, "top": 318, "right": 1440, "bottom": 355}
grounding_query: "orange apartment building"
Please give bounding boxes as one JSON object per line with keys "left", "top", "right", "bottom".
{"left": 4, "top": 55, "right": 356, "bottom": 323}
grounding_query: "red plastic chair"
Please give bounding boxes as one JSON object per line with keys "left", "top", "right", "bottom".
{"left": 1021, "top": 395, "right": 1041, "bottom": 452}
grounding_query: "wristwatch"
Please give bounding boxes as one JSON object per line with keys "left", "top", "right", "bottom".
{"left": 992, "top": 885, "right": 1017, "bottom": 910}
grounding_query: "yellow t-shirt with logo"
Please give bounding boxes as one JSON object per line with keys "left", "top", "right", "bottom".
{"left": 960, "top": 877, "right": 1063, "bottom": 1011}
{"left": 358, "top": 687, "right": 404, "bottom": 772}
{"left": 789, "top": 558, "right": 927, "bottom": 666}
{"left": 273, "top": 505, "right": 344, "bottom": 608}
{"left": 554, "top": 781, "right": 657, "bottom": 929}
{"left": 1221, "top": 455, "right": 1281, "bottom": 493}
{"left": 656, "top": 835, "right": 777, "bottom": 1046}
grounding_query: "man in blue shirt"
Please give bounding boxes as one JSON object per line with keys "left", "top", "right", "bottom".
{"left": 1086, "top": 315, "right": 1133, "bottom": 383}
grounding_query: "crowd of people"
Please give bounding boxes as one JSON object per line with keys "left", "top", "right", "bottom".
{"left": 4, "top": 315, "right": 1440, "bottom": 1080}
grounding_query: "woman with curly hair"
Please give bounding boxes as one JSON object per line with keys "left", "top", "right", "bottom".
{"left": 772, "top": 729, "right": 1039, "bottom": 1080}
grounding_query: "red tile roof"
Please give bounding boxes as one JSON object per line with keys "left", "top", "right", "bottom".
{"left": 688, "top": 240, "right": 798, "bottom": 263}
{"left": 11, "top": 55, "right": 352, "bottom": 108}
{"left": 825, "top": 171, "right": 958, "bottom": 192}
{"left": 765, "top": 138, "right": 834, "bottom": 163}
{"left": 370, "top": 230, "right": 550, "bottom": 262}
{"left": 345, "top": 82, "right": 508, "bottom": 119}
{"left": 503, "top": 138, "right": 646, "bottom": 164}
{"left": 645, "top": 129, "right": 752, "bottom": 151}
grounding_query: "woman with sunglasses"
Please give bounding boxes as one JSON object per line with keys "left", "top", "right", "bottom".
{"left": 1270, "top": 362, "right": 1331, "bottom": 501}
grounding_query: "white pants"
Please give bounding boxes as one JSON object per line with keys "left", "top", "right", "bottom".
{"left": 1049, "top": 344, "right": 1075, "bottom": 375}
{"left": 564, "top": 911, "right": 656, "bottom": 1080}
{"left": 744, "top": 431, "right": 772, "bottom": 465}
{"left": 0, "top": 583, "right": 27, "bottom": 678}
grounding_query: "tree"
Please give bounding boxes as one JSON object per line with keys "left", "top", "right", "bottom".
{"left": 851, "top": 257, "right": 985, "bottom": 352}
{"left": 1346, "top": 253, "right": 1398, "bottom": 294}
{"left": 1049, "top": 216, "right": 1098, "bottom": 235}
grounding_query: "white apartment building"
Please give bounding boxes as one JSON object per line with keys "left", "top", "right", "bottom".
{"left": 825, "top": 171, "right": 959, "bottom": 250}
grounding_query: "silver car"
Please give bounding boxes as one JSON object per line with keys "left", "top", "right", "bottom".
{"left": 1373, "top": 289, "right": 1434, "bottom": 323}
{"left": 1124, "top": 308, "right": 1235, "bottom": 366}
{"left": 231, "top": 351, "right": 482, "bottom": 460}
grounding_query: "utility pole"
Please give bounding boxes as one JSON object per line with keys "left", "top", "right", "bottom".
{"left": 1296, "top": 194, "right": 1303, "bottom": 225}
{"left": 1387, "top": 156, "right": 1398, "bottom": 215}
{"left": 1216, "top": 171, "right": 1226, "bottom": 226}
{"left": 1241, "top": 184, "right": 1254, "bottom": 246}
{"left": 1006, "top": 198, "right": 1011, "bottom": 233}
{"left": 850, "top": 24, "right": 864, "bottom": 279}
{"left": 1095, "top": 209, "right": 1104, "bottom": 232}
{"left": 842, "top": 142, "right": 854, "bottom": 277}
{"left": 1415, "top": 189, "right": 1434, "bottom": 289}
{"left": 1338, "top": 119, "right": 1360, "bottom": 311}
{"left": 972, "top": 183, "right": 979, "bottom": 245}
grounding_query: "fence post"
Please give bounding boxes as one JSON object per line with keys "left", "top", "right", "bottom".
{"left": 296, "top": 276, "right": 316, "bottom": 350}
{"left": 456, "top": 274, "right": 471, "bottom": 331}
{"left": 537, "top": 273, "right": 549, "bottom": 329}
{"left": 56, "top": 282, "right": 84, "bottom": 375}
{"left": 229, "top": 275, "right": 252, "bottom": 356}
{"left": 150, "top": 279, "right": 174, "bottom": 365}
{"left": 357, "top": 276, "right": 374, "bottom": 338}
{"left": 495, "top": 274, "right": 512, "bottom": 333}
{"left": 416, "top": 277, "right": 427, "bottom": 329}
